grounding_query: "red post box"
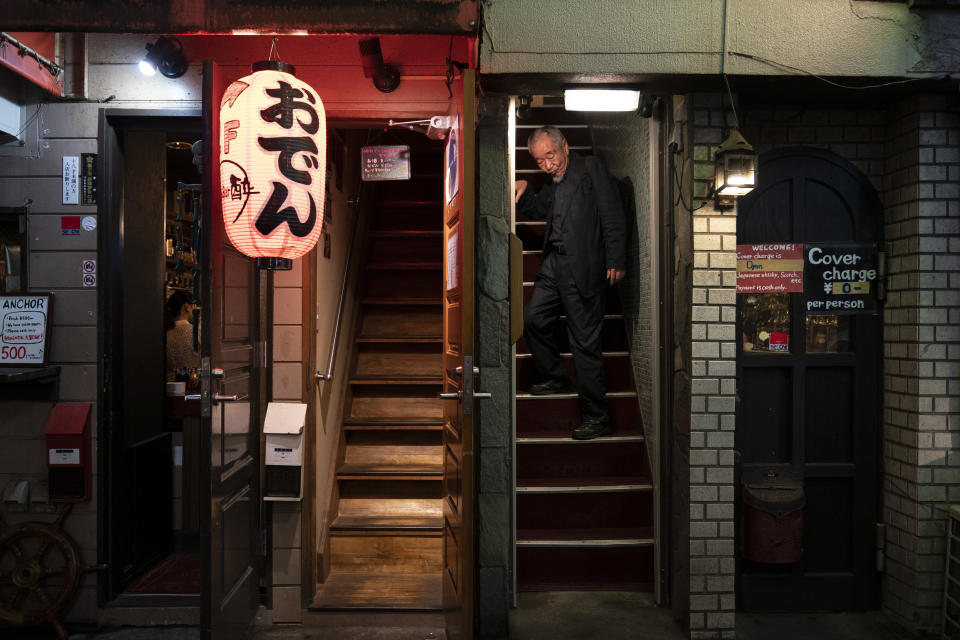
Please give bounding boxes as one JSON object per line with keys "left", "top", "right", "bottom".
{"left": 44, "top": 403, "right": 92, "bottom": 502}
{"left": 741, "top": 468, "right": 804, "bottom": 563}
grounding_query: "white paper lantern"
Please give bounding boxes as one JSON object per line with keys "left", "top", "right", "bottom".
{"left": 219, "top": 61, "right": 326, "bottom": 269}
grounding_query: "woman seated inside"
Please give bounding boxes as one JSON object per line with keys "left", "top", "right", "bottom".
{"left": 166, "top": 291, "right": 200, "bottom": 382}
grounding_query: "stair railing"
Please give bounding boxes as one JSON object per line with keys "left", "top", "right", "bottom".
{"left": 315, "top": 192, "right": 363, "bottom": 381}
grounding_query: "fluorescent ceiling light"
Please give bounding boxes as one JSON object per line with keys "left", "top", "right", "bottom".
{"left": 564, "top": 89, "right": 640, "bottom": 112}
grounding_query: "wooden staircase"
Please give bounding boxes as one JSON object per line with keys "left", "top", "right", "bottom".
{"left": 312, "top": 134, "right": 446, "bottom": 610}
{"left": 513, "top": 101, "right": 655, "bottom": 591}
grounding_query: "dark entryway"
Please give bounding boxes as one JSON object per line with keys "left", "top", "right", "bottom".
{"left": 735, "top": 147, "right": 883, "bottom": 610}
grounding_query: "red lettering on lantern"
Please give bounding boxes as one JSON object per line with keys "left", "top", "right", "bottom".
{"left": 223, "top": 120, "right": 240, "bottom": 154}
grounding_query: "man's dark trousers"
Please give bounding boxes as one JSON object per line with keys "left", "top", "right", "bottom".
{"left": 524, "top": 248, "right": 608, "bottom": 422}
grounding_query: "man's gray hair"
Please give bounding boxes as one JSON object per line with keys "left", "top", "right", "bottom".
{"left": 528, "top": 125, "right": 566, "bottom": 151}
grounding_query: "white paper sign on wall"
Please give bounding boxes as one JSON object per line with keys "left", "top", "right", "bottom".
{"left": 62, "top": 156, "right": 79, "bottom": 205}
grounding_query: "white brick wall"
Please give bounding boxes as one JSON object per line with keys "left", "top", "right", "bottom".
{"left": 882, "top": 95, "right": 960, "bottom": 633}
{"left": 689, "top": 93, "right": 737, "bottom": 640}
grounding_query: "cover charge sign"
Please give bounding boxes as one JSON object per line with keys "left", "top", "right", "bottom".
{"left": 361, "top": 145, "right": 411, "bottom": 182}
{"left": 736, "top": 244, "right": 803, "bottom": 293}
{"left": 804, "top": 243, "right": 878, "bottom": 315}
{"left": 0, "top": 294, "right": 52, "bottom": 365}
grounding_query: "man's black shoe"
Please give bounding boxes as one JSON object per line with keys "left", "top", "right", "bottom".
{"left": 572, "top": 419, "right": 613, "bottom": 440}
{"left": 529, "top": 378, "right": 574, "bottom": 395}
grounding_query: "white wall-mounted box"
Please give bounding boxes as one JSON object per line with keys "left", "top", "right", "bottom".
{"left": 263, "top": 401, "right": 307, "bottom": 502}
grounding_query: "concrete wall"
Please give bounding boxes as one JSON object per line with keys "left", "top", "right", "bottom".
{"left": 480, "top": 0, "right": 949, "bottom": 79}
{"left": 475, "top": 94, "right": 513, "bottom": 639}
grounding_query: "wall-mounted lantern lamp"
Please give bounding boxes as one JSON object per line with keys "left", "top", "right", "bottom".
{"left": 714, "top": 130, "right": 756, "bottom": 207}
{"left": 564, "top": 88, "right": 641, "bottom": 112}
{"left": 139, "top": 36, "right": 187, "bottom": 78}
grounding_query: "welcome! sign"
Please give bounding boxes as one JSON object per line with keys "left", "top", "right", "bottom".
{"left": 736, "top": 244, "right": 804, "bottom": 293}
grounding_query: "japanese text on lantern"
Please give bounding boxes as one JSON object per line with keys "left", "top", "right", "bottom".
{"left": 219, "top": 69, "right": 326, "bottom": 261}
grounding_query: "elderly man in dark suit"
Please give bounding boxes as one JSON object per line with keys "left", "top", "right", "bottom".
{"left": 515, "top": 125, "right": 626, "bottom": 440}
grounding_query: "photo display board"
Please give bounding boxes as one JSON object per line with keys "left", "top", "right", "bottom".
{"left": 0, "top": 294, "right": 53, "bottom": 366}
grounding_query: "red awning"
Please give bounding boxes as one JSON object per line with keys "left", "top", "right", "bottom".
{"left": 0, "top": 32, "right": 62, "bottom": 96}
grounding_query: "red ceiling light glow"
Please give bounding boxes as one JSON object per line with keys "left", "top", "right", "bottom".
{"left": 219, "top": 61, "right": 326, "bottom": 270}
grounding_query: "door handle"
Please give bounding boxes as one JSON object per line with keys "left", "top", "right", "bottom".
{"left": 474, "top": 392, "right": 492, "bottom": 400}
{"left": 439, "top": 392, "right": 461, "bottom": 400}
{"left": 213, "top": 393, "right": 239, "bottom": 403}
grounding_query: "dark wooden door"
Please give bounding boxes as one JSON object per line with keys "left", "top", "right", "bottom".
{"left": 736, "top": 147, "right": 882, "bottom": 610}
{"left": 441, "top": 68, "right": 476, "bottom": 640}
{"left": 201, "top": 60, "right": 264, "bottom": 638}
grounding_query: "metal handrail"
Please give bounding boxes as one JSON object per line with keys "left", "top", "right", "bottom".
{"left": 315, "top": 194, "right": 362, "bottom": 381}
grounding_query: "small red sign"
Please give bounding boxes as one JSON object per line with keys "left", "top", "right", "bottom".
{"left": 769, "top": 332, "right": 789, "bottom": 351}
{"left": 61, "top": 216, "right": 81, "bottom": 235}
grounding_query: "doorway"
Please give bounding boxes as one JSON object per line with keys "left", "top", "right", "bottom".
{"left": 735, "top": 147, "right": 883, "bottom": 610}
{"left": 98, "top": 111, "right": 204, "bottom": 607}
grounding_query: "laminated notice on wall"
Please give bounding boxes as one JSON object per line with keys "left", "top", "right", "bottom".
{"left": 0, "top": 294, "right": 53, "bottom": 366}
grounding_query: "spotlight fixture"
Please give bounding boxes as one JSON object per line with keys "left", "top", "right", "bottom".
{"left": 714, "top": 130, "right": 757, "bottom": 207}
{"left": 516, "top": 95, "right": 533, "bottom": 120}
{"left": 564, "top": 88, "right": 641, "bottom": 112}
{"left": 139, "top": 37, "right": 187, "bottom": 79}
{"left": 358, "top": 38, "right": 401, "bottom": 93}
{"left": 639, "top": 95, "right": 657, "bottom": 118}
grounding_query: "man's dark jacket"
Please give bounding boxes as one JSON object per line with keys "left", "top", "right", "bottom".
{"left": 518, "top": 152, "right": 626, "bottom": 294}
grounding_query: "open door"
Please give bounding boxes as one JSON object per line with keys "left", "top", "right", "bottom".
{"left": 201, "top": 60, "right": 264, "bottom": 639}
{"left": 441, "top": 68, "right": 477, "bottom": 640}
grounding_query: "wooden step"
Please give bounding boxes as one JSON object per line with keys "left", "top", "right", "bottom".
{"left": 364, "top": 269, "right": 440, "bottom": 300}
{"left": 516, "top": 394, "right": 640, "bottom": 436}
{"left": 516, "top": 440, "right": 649, "bottom": 482}
{"left": 344, "top": 417, "right": 443, "bottom": 428}
{"left": 348, "top": 386, "right": 442, "bottom": 421}
{"left": 515, "top": 353, "right": 634, "bottom": 393}
{"left": 339, "top": 478, "right": 442, "bottom": 500}
{"left": 372, "top": 204, "right": 443, "bottom": 232}
{"left": 368, "top": 234, "right": 442, "bottom": 264}
{"left": 359, "top": 304, "right": 442, "bottom": 339}
{"left": 330, "top": 535, "right": 441, "bottom": 573}
{"left": 367, "top": 262, "right": 443, "bottom": 270}
{"left": 332, "top": 498, "right": 442, "bottom": 532}
{"left": 516, "top": 477, "right": 652, "bottom": 492}
{"left": 362, "top": 297, "right": 442, "bottom": 306}
{"left": 355, "top": 343, "right": 441, "bottom": 379}
{"left": 311, "top": 571, "right": 442, "bottom": 610}
{"left": 517, "top": 546, "right": 655, "bottom": 592}
{"left": 350, "top": 375, "right": 443, "bottom": 385}
{"left": 517, "top": 490, "right": 653, "bottom": 532}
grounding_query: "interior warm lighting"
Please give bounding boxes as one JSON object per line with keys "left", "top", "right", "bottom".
{"left": 219, "top": 61, "right": 326, "bottom": 270}
{"left": 714, "top": 130, "right": 757, "bottom": 206}
{"left": 564, "top": 89, "right": 641, "bottom": 112}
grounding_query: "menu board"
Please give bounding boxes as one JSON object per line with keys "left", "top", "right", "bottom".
{"left": 0, "top": 294, "right": 53, "bottom": 366}
{"left": 361, "top": 145, "right": 411, "bottom": 182}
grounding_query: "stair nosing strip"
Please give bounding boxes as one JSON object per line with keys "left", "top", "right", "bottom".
{"left": 516, "top": 390, "right": 637, "bottom": 399}
{"left": 516, "top": 435, "right": 645, "bottom": 444}
{"left": 515, "top": 350, "right": 628, "bottom": 358}
{"left": 516, "top": 483, "right": 653, "bottom": 493}
{"left": 516, "top": 538, "right": 655, "bottom": 548}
